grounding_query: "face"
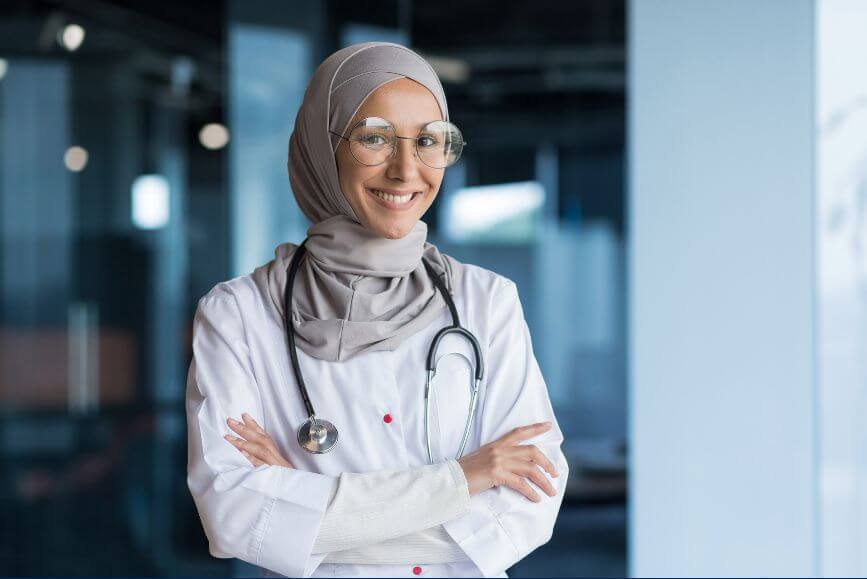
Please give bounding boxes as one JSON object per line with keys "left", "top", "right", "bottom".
{"left": 335, "top": 77, "right": 445, "bottom": 239}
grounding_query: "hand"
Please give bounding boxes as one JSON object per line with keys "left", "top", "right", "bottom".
{"left": 457, "top": 421, "right": 559, "bottom": 502}
{"left": 224, "top": 413, "right": 294, "bottom": 468}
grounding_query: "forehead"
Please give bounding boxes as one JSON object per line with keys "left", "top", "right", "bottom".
{"left": 351, "top": 77, "right": 444, "bottom": 130}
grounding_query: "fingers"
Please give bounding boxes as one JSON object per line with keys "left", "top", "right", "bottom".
{"left": 500, "top": 422, "right": 552, "bottom": 446}
{"left": 224, "top": 434, "right": 271, "bottom": 461}
{"left": 515, "top": 461, "right": 557, "bottom": 497}
{"left": 225, "top": 433, "right": 285, "bottom": 467}
{"left": 242, "top": 413, "right": 267, "bottom": 435}
{"left": 504, "top": 474, "right": 541, "bottom": 502}
{"left": 240, "top": 449, "right": 265, "bottom": 467}
{"left": 227, "top": 417, "right": 267, "bottom": 444}
{"left": 224, "top": 415, "right": 295, "bottom": 469}
{"left": 518, "top": 445, "right": 559, "bottom": 477}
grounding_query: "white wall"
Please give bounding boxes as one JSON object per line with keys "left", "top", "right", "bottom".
{"left": 629, "top": 0, "right": 818, "bottom": 575}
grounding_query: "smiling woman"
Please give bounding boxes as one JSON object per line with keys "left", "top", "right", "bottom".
{"left": 186, "top": 41, "right": 568, "bottom": 579}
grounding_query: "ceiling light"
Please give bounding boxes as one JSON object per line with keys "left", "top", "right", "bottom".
{"left": 64, "top": 146, "right": 89, "bottom": 172}
{"left": 199, "top": 123, "right": 230, "bottom": 150}
{"left": 58, "top": 24, "right": 86, "bottom": 52}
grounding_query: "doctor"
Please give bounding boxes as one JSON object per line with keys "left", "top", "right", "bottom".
{"left": 186, "top": 41, "right": 569, "bottom": 578}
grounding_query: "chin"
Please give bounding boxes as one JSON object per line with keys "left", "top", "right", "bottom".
{"left": 373, "top": 220, "right": 414, "bottom": 240}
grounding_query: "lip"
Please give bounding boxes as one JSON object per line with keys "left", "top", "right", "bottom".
{"left": 365, "top": 187, "right": 423, "bottom": 211}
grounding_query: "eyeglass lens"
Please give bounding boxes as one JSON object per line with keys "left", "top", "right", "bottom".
{"left": 347, "top": 117, "right": 464, "bottom": 168}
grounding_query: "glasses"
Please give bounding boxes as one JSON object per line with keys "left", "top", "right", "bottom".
{"left": 330, "top": 116, "right": 466, "bottom": 169}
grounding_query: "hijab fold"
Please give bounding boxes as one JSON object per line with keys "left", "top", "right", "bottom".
{"left": 253, "top": 41, "right": 463, "bottom": 362}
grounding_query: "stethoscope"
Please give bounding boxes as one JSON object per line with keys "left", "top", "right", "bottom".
{"left": 284, "top": 239, "right": 485, "bottom": 463}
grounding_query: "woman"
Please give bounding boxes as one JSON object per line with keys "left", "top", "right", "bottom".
{"left": 186, "top": 41, "right": 569, "bottom": 578}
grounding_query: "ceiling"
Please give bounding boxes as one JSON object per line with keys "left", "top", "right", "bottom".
{"left": 0, "top": 0, "right": 625, "bottom": 148}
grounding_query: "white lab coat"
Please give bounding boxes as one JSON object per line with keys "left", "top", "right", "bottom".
{"left": 186, "top": 260, "right": 569, "bottom": 578}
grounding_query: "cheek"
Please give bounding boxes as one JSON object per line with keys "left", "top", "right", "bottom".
{"left": 422, "top": 171, "right": 444, "bottom": 199}
{"left": 336, "top": 153, "right": 370, "bottom": 196}
{"left": 348, "top": 167, "right": 382, "bottom": 195}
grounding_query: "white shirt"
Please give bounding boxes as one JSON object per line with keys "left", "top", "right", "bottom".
{"left": 185, "top": 260, "right": 569, "bottom": 578}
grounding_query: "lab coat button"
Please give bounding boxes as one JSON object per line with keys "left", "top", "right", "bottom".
{"left": 412, "top": 566, "right": 422, "bottom": 575}
{"left": 383, "top": 413, "right": 393, "bottom": 424}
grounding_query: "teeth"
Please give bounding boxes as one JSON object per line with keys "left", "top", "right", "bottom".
{"left": 370, "top": 188, "right": 415, "bottom": 205}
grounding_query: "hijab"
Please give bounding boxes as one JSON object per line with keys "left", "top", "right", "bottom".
{"left": 253, "top": 41, "right": 464, "bottom": 362}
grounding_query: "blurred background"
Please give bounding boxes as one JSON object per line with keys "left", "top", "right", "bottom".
{"left": 1, "top": 0, "right": 866, "bottom": 577}
{"left": 0, "top": 0, "right": 627, "bottom": 575}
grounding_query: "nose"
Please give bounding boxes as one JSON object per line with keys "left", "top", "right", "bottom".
{"left": 385, "top": 137, "right": 422, "bottom": 181}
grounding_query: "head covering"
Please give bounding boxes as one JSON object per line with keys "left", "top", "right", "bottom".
{"left": 252, "top": 41, "right": 464, "bottom": 362}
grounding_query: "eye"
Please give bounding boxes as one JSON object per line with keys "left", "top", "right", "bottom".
{"left": 417, "top": 135, "right": 439, "bottom": 148}
{"left": 359, "top": 134, "right": 388, "bottom": 146}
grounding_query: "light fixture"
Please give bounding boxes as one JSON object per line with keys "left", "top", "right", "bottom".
{"left": 131, "top": 175, "right": 170, "bottom": 230}
{"left": 58, "top": 24, "right": 86, "bottom": 52}
{"left": 199, "top": 123, "right": 230, "bottom": 150}
{"left": 64, "top": 146, "right": 89, "bottom": 172}
{"left": 0, "top": 58, "right": 7, "bottom": 81}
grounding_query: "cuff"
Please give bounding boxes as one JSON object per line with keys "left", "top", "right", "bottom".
{"left": 441, "top": 494, "right": 520, "bottom": 577}
{"left": 253, "top": 466, "right": 337, "bottom": 578}
{"left": 445, "top": 459, "right": 472, "bottom": 515}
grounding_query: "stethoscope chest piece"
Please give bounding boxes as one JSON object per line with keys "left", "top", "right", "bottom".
{"left": 297, "top": 417, "right": 339, "bottom": 454}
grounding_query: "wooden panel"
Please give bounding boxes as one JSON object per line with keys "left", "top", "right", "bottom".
{"left": 0, "top": 329, "right": 136, "bottom": 409}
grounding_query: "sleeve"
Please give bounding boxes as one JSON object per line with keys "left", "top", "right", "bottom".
{"left": 441, "top": 278, "right": 570, "bottom": 577}
{"left": 186, "top": 293, "right": 337, "bottom": 578}
{"left": 311, "top": 458, "right": 471, "bottom": 554}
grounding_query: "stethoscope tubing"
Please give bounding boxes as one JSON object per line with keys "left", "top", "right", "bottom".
{"left": 284, "top": 239, "right": 485, "bottom": 460}
{"left": 421, "top": 259, "right": 485, "bottom": 381}
{"left": 283, "top": 240, "right": 316, "bottom": 420}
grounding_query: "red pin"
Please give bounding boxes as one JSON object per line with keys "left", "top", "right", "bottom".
{"left": 383, "top": 413, "right": 393, "bottom": 424}
{"left": 412, "top": 566, "right": 422, "bottom": 575}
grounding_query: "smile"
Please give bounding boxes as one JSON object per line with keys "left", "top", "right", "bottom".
{"left": 365, "top": 187, "right": 422, "bottom": 211}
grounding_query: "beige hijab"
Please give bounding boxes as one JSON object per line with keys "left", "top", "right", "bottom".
{"left": 255, "top": 41, "right": 464, "bottom": 362}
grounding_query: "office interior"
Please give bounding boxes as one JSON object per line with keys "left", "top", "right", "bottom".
{"left": 2, "top": 0, "right": 865, "bottom": 577}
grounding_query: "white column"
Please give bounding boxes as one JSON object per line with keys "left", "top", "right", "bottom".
{"left": 816, "top": 1, "right": 867, "bottom": 576}
{"left": 629, "top": 0, "right": 817, "bottom": 576}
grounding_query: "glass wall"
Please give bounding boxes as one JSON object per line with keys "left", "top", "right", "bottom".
{"left": 0, "top": 1, "right": 626, "bottom": 576}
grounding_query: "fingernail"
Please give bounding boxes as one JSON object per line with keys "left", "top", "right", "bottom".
{"left": 242, "top": 413, "right": 250, "bottom": 419}
{"left": 227, "top": 418, "right": 237, "bottom": 425}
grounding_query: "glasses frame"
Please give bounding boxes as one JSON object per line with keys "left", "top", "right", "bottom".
{"left": 329, "top": 116, "right": 467, "bottom": 169}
